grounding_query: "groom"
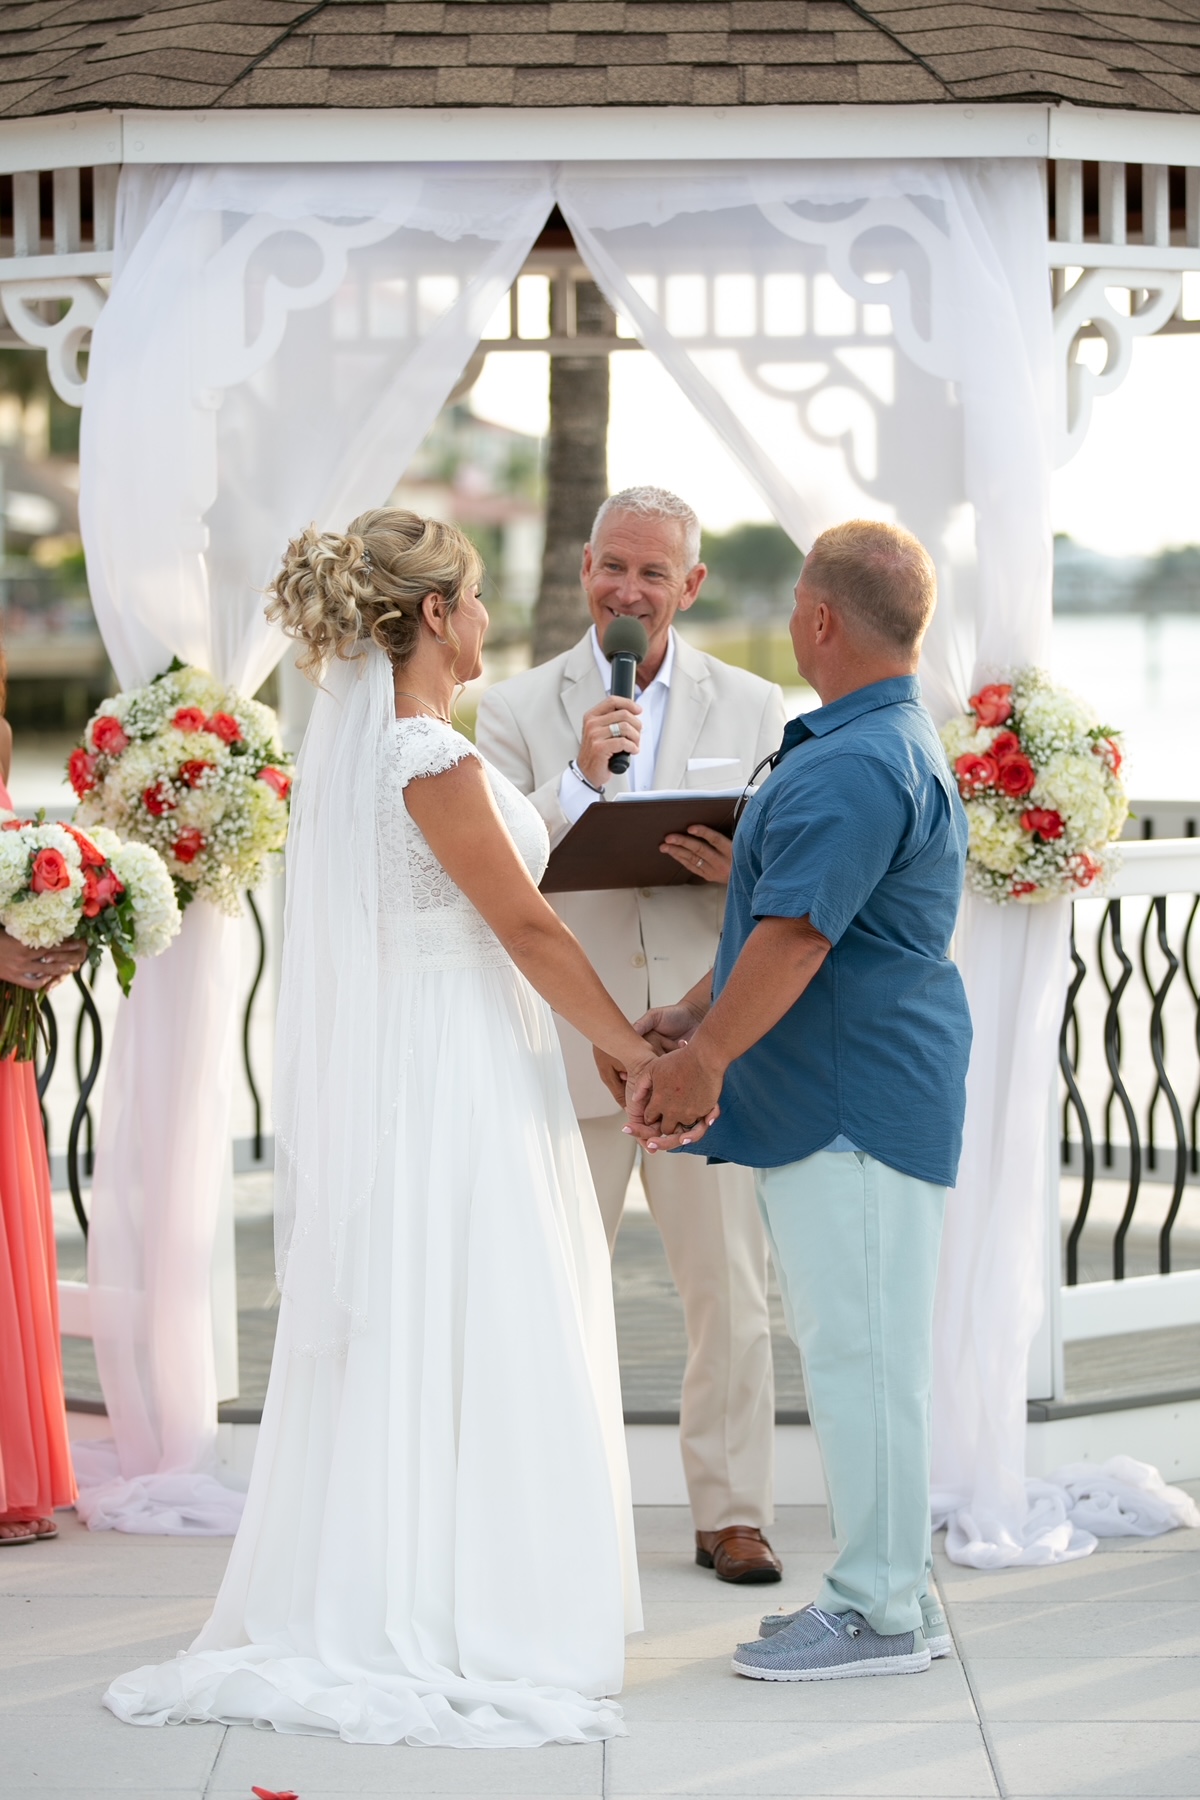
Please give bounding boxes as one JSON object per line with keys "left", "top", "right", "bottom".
{"left": 616, "top": 520, "right": 972, "bottom": 1681}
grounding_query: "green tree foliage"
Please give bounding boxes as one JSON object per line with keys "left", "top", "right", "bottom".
{"left": 0, "top": 348, "right": 81, "bottom": 456}
{"left": 697, "top": 522, "right": 803, "bottom": 620}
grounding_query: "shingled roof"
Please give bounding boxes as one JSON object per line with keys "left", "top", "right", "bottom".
{"left": 2, "top": 0, "right": 1200, "bottom": 121}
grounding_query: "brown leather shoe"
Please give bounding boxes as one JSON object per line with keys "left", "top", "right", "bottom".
{"left": 695, "top": 1526, "right": 782, "bottom": 1584}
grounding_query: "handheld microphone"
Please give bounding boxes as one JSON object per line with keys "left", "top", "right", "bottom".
{"left": 601, "top": 617, "right": 650, "bottom": 774}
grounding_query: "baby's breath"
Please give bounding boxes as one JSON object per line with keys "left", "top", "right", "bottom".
{"left": 940, "top": 668, "right": 1126, "bottom": 904}
{"left": 71, "top": 662, "right": 294, "bottom": 916}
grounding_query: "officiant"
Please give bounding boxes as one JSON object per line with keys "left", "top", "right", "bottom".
{"left": 477, "top": 486, "right": 788, "bottom": 1584}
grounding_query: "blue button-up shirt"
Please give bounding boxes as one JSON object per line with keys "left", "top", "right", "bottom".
{"left": 689, "top": 675, "right": 972, "bottom": 1187}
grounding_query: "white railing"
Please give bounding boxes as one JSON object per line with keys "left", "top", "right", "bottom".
{"left": 1032, "top": 836, "right": 1200, "bottom": 1401}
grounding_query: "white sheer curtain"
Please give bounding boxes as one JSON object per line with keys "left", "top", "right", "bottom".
{"left": 74, "top": 161, "right": 553, "bottom": 1531}
{"left": 559, "top": 158, "right": 1189, "bottom": 1564}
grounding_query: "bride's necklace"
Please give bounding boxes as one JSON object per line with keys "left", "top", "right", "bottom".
{"left": 394, "top": 690, "right": 452, "bottom": 725}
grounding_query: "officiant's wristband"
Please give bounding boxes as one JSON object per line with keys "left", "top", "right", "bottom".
{"left": 568, "top": 759, "right": 607, "bottom": 797}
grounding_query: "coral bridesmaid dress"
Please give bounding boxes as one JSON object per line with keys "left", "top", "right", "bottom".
{"left": 0, "top": 769, "right": 76, "bottom": 1532}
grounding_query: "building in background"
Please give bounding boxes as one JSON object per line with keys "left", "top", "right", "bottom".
{"left": 390, "top": 402, "right": 544, "bottom": 643}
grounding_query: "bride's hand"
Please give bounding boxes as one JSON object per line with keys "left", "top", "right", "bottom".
{"left": 593, "top": 1041, "right": 659, "bottom": 1107}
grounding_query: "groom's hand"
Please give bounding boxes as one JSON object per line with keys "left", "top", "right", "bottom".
{"left": 632, "top": 1000, "right": 707, "bottom": 1056}
{"left": 626, "top": 1042, "right": 723, "bottom": 1152}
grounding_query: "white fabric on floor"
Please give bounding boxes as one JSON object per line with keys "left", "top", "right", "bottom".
{"left": 105, "top": 663, "right": 638, "bottom": 1745}
{"left": 558, "top": 157, "right": 1191, "bottom": 1564}
{"left": 76, "top": 161, "right": 553, "bottom": 1531}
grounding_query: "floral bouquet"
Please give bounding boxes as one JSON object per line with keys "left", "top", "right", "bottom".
{"left": 0, "top": 817, "right": 180, "bottom": 1060}
{"left": 68, "top": 662, "right": 294, "bottom": 915}
{"left": 941, "top": 669, "right": 1128, "bottom": 904}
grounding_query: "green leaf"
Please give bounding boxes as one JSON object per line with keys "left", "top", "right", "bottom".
{"left": 111, "top": 942, "right": 137, "bottom": 997}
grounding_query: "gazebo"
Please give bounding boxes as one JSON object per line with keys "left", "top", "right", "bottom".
{"left": 2, "top": 1, "right": 1199, "bottom": 1557}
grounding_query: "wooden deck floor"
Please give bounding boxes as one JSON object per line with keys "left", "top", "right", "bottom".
{"left": 57, "top": 1177, "right": 1200, "bottom": 1421}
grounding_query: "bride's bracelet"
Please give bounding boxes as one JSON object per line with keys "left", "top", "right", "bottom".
{"left": 568, "top": 759, "right": 607, "bottom": 797}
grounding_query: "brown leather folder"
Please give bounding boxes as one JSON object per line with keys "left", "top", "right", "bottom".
{"left": 540, "top": 792, "right": 740, "bottom": 894}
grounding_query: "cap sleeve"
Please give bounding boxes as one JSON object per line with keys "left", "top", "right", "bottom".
{"left": 386, "top": 717, "right": 480, "bottom": 789}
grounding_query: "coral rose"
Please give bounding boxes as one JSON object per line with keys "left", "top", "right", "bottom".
{"left": 91, "top": 715, "right": 130, "bottom": 756}
{"left": 30, "top": 847, "right": 71, "bottom": 894}
{"left": 257, "top": 766, "right": 292, "bottom": 801}
{"left": 178, "top": 759, "right": 213, "bottom": 789}
{"left": 68, "top": 748, "right": 99, "bottom": 797}
{"left": 82, "top": 867, "right": 125, "bottom": 918}
{"left": 1020, "top": 807, "right": 1064, "bottom": 841}
{"left": 990, "top": 731, "right": 1021, "bottom": 760}
{"left": 64, "top": 825, "right": 106, "bottom": 867}
{"left": 172, "top": 706, "right": 209, "bottom": 733}
{"left": 207, "top": 712, "right": 243, "bottom": 745}
{"left": 1070, "top": 851, "right": 1102, "bottom": 889}
{"left": 143, "top": 780, "right": 177, "bottom": 817}
{"left": 955, "top": 752, "right": 999, "bottom": 795}
{"left": 172, "top": 829, "right": 205, "bottom": 864}
{"left": 1094, "top": 736, "right": 1123, "bottom": 775}
{"left": 969, "top": 683, "right": 1013, "bottom": 728}
{"left": 1011, "top": 880, "right": 1039, "bottom": 897}
{"left": 995, "top": 752, "right": 1037, "bottom": 798}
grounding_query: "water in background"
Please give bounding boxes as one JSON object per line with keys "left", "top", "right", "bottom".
{"left": 1052, "top": 614, "right": 1200, "bottom": 800}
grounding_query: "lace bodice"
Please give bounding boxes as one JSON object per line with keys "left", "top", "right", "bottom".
{"left": 377, "top": 716, "right": 549, "bottom": 973}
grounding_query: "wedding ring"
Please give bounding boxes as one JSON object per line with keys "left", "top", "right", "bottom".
{"left": 609, "top": 722, "right": 622, "bottom": 738}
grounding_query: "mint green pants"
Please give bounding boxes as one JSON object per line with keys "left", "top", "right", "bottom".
{"left": 756, "top": 1150, "right": 946, "bottom": 1636}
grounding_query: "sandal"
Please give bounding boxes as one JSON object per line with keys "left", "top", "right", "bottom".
{"left": 0, "top": 1522, "right": 37, "bottom": 1546}
{"left": 31, "top": 1517, "right": 58, "bottom": 1541}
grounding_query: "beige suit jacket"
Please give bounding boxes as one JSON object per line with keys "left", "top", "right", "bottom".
{"left": 476, "top": 632, "right": 788, "bottom": 1117}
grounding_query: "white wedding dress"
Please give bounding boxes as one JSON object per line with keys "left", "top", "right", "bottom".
{"left": 105, "top": 710, "right": 641, "bottom": 1748}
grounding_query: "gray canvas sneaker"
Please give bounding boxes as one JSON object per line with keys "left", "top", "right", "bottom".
{"left": 733, "top": 1604, "right": 930, "bottom": 1681}
{"left": 758, "top": 1593, "right": 953, "bottom": 1658}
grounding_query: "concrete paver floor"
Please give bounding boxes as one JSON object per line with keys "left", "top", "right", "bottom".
{"left": 2, "top": 1494, "right": 1198, "bottom": 1799}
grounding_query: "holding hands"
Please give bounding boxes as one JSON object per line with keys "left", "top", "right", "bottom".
{"left": 600, "top": 994, "right": 724, "bottom": 1154}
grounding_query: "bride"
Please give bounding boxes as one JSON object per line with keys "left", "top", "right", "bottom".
{"left": 105, "top": 509, "right": 658, "bottom": 1748}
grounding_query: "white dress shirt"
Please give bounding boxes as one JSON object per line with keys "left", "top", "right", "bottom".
{"left": 557, "top": 626, "right": 677, "bottom": 826}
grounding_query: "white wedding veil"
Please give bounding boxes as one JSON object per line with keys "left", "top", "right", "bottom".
{"left": 273, "top": 641, "right": 396, "bottom": 1354}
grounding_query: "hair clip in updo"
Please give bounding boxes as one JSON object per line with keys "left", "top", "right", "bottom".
{"left": 359, "top": 548, "right": 373, "bottom": 572}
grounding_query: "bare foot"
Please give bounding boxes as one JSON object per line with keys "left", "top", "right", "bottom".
{"left": 0, "top": 1519, "right": 36, "bottom": 1543}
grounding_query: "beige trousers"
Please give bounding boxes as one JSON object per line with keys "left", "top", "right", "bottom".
{"left": 579, "top": 1112, "right": 775, "bottom": 1533}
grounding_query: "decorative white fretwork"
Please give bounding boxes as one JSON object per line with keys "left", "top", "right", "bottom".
{"left": 1, "top": 277, "right": 107, "bottom": 404}
{"left": 1049, "top": 159, "right": 1200, "bottom": 464}
{"left": 1053, "top": 267, "right": 1183, "bottom": 463}
{"left": 4, "top": 155, "right": 1200, "bottom": 469}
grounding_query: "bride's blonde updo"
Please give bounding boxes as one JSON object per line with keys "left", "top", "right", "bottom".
{"left": 266, "top": 508, "right": 484, "bottom": 678}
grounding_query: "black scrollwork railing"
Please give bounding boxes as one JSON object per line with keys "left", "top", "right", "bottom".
{"left": 35, "top": 989, "right": 58, "bottom": 1121}
{"left": 33, "top": 892, "right": 271, "bottom": 1225}
{"left": 66, "top": 972, "right": 103, "bottom": 1238}
{"left": 1061, "top": 878, "right": 1200, "bottom": 1285}
{"left": 1062, "top": 916, "right": 1094, "bottom": 1286}
{"left": 1141, "top": 897, "right": 1188, "bottom": 1272}
{"left": 1100, "top": 900, "right": 1142, "bottom": 1280}
{"left": 1183, "top": 891, "right": 1200, "bottom": 1178}
{"left": 242, "top": 890, "right": 267, "bottom": 1164}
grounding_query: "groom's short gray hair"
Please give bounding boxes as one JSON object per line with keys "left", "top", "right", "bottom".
{"left": 801, "top": 519, "right": 936, "bottom": 654}
{"left": 590, "top": 487, "right": 702, "bottom": 570}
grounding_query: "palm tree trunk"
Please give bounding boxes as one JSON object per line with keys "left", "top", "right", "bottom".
{"left": 531, "top": 282, "right": 611, "bottom": 665}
